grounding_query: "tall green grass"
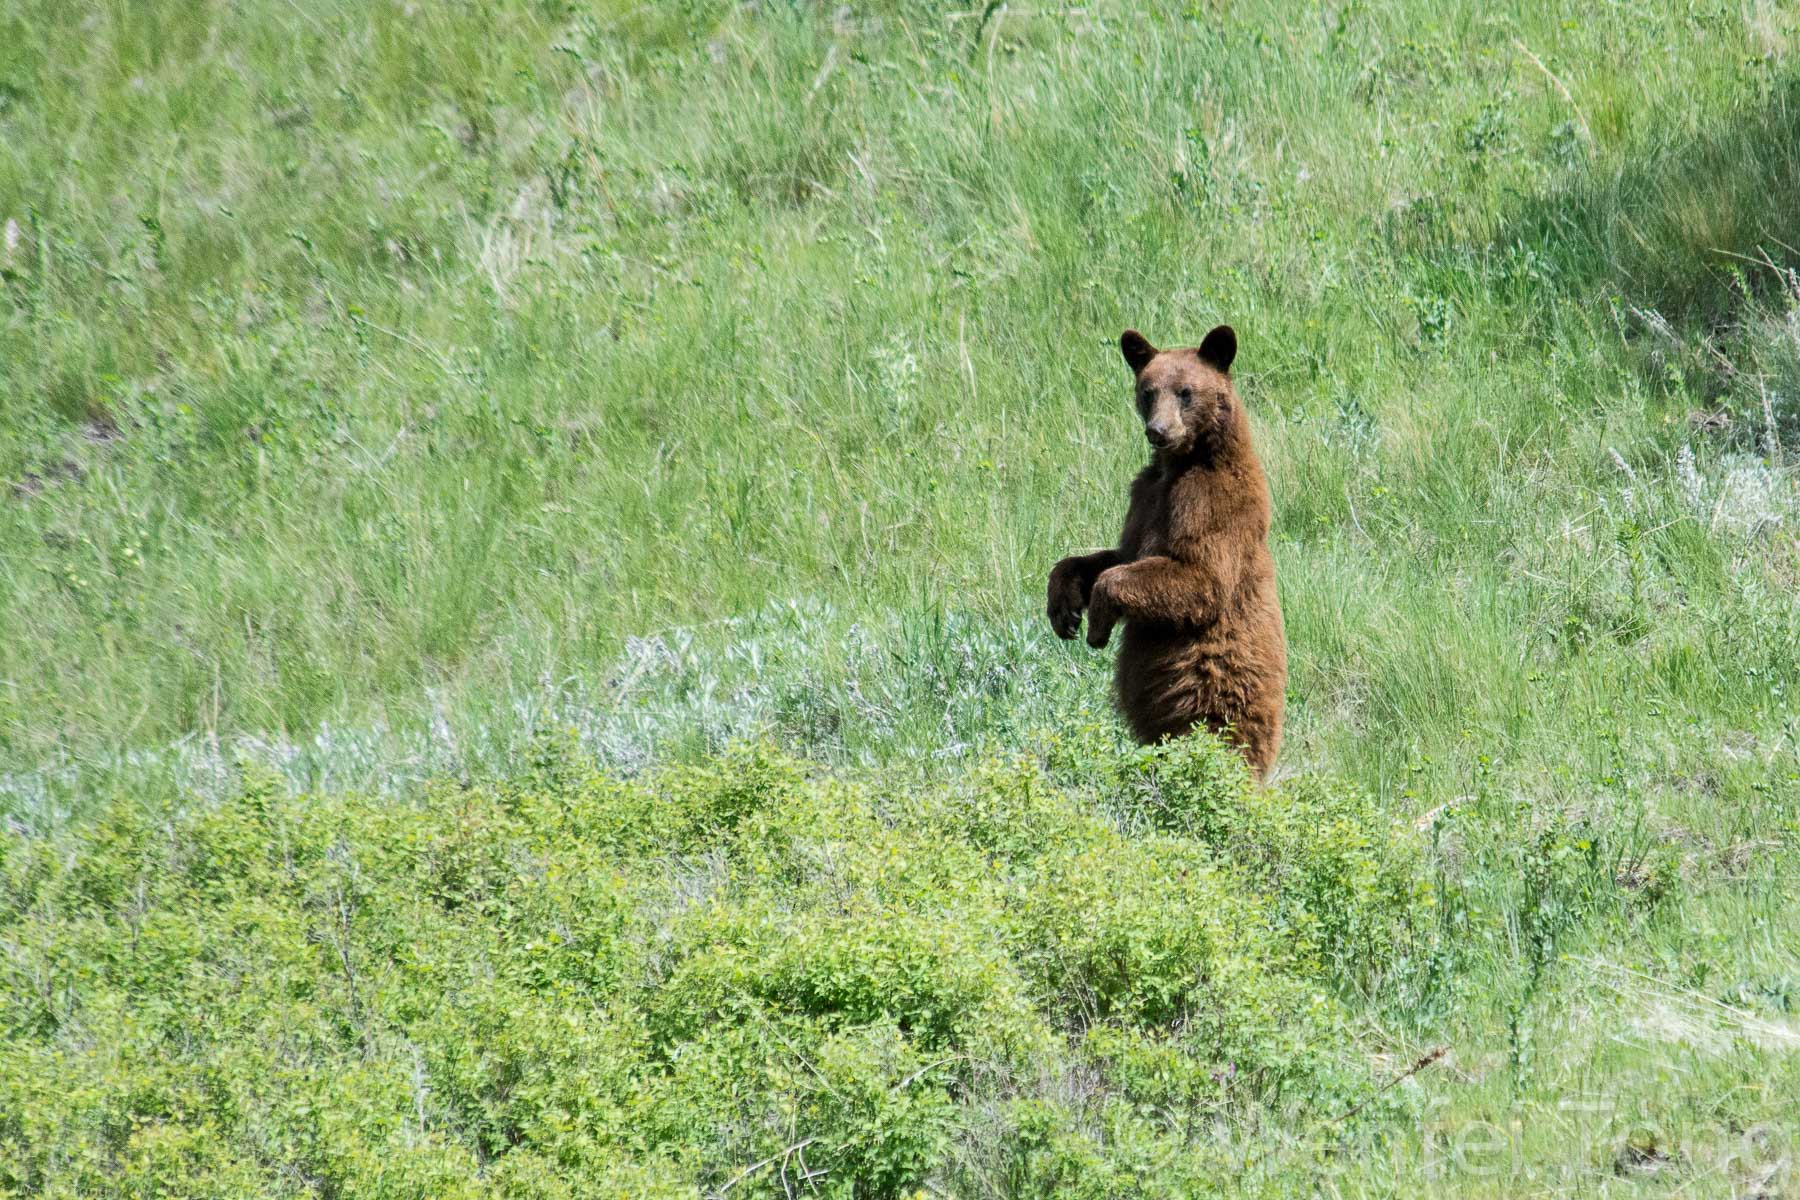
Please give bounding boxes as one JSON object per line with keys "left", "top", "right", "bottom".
{"left": 3, "top": 1, "right": 1795, "bottom": 785}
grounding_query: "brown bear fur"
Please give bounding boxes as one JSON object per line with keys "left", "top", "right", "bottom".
{"left": 1046, "top": 325, "right": 1287, "bottom": 778}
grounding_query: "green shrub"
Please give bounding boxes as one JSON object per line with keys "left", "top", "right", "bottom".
{"left": 1044, "top": 726, "right": 1436, "bottom": 993}
{"left": 0, "top": 733, "right": 1435, "bottom": 1197}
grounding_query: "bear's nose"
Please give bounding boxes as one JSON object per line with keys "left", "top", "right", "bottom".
{"left": 1145, "top": 420, "right": 1174, "bottom": 448}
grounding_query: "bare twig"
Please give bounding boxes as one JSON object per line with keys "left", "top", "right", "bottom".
{"left": 895, "top": 1055, "right": 962, "bottom": 1090}
{"left": 1322, "top": 1045, "right": 1448, "bottom": 1126}
{"left": 984, "top": 3, "right": 1008, "bottom": 129}
{"left": 715, "top": 1138, "right": 818, "bottom": 1198}
{"left": 1761, "top": 377, "right": 1782, "bottom": 460}
{"left": 806, "top": 43, "right": 838, "bottom": 106}
{"left": 1344, "top": 484, "right": 1370, "bottom": 541}
{"left": 1235, "top": 1044, "right": 1449, "bottom": 1175}
{"left": 345, "top": 311, "right": 464, "bottom": 380}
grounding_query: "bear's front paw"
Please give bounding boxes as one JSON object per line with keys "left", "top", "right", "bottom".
{"left": 1046, "top": 563, "right": 1087, "bottom": 640}
{"left": 1085, "top": 568, "right": 1130, "bottom": 648}
{"left": 1085, "top": 580, "right": 1119, "bottom": 649}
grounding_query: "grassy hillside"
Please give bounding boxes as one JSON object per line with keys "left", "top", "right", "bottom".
{"left": 2, "top": 1, "right": 1798, "bottom": 1195}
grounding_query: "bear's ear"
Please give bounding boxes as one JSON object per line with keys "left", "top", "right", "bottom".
{"left": 1197, "top": 324, "right": 1237, "bottom": 373}
{"left": 1120, "top": 330, "right": 1158, "bottom": 374}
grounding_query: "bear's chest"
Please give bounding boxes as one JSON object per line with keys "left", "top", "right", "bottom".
{"left": 1128, "top": 477, "right": 1181, "bottom": 559}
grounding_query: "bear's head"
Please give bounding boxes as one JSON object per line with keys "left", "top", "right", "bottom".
{"left": 1118, "top": 325, "right": 1240, "bottom": 458}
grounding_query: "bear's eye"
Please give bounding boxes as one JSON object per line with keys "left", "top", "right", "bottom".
{"left": 1177, "top": 388, "right": 1194, "bottom": 405}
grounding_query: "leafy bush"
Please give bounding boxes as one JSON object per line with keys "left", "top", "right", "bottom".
{"left": 0, "top": 729, "right": 1434, "bottom": 1198}
{"left": 1045, "top": 725, "right": 1435, "bottom": 993}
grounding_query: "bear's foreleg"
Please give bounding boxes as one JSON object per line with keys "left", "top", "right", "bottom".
{"left": 1086, "top": 553, "right": 1241, "bottom": 647}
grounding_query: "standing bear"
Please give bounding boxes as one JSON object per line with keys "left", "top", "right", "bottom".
{"left": 1046, "top": 325, "right": 1287, "bottom": 778}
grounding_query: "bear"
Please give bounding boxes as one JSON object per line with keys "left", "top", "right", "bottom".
{"left": 1046, "top": 325, "right": 1287, "bottom": 779}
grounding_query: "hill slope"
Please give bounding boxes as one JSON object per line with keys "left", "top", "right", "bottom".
{"left": 2, "top": 1, "right": 1798, "bottom": 1195}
